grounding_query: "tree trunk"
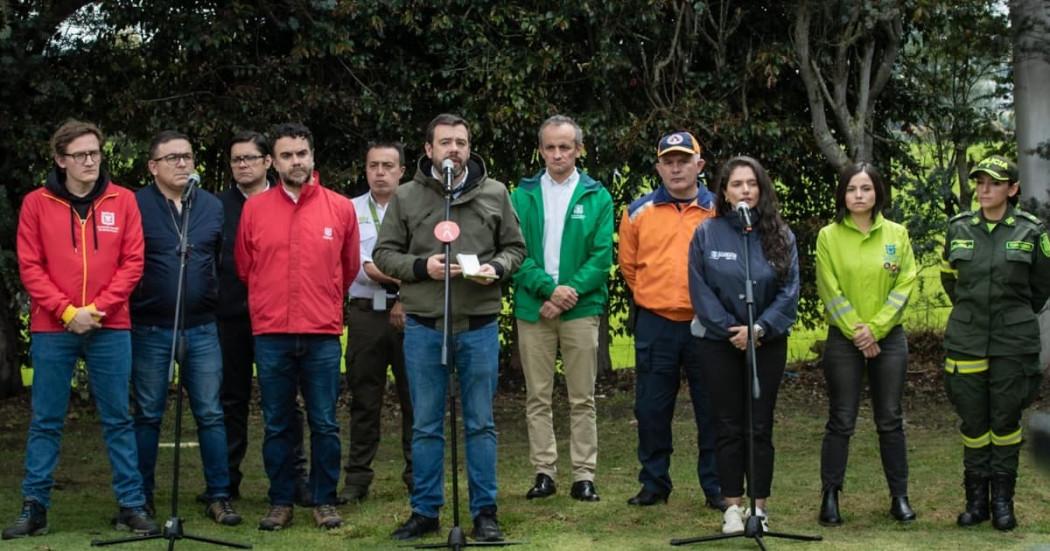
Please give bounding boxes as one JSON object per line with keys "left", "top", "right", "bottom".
{"left": 596, "top": 311, "right": 613, "bottom": 382}
{"left": 1011, "top": 0, "right": 1050, "bottom": 205}
{"left": 0, "top": 278, "right": 23, "bottom": 397}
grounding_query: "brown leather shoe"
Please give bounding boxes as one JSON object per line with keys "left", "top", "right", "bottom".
{"left": 205, "top": 498, "right": 243, "bottom": 526}
{"left": 313, "top": 504, "right": 343, "bottom": 529}
{"left": 258, "top": 505, "right": 293, "bottom": 531}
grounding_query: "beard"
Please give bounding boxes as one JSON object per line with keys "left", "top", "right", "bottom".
{"left": 280, "top": 166, "right": 312, "bottom": 187}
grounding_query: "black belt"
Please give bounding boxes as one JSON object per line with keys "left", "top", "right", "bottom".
{"left": 407, "top": 313, "right": 497, "bottom": 330}
{"left": 349, "top": 297, "right": 395, "bottom": 311}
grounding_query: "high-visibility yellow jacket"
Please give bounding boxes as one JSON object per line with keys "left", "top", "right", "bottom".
{"left": 815, "top": 213, "right": 917, "bottom": 341}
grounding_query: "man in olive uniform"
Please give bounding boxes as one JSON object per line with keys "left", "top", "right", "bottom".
{"left": 940, "top": 155, "right": 1050, "bottom": 531}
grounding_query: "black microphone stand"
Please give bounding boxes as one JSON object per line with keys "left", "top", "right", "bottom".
{"left": 671, "top": 212, "right": 820, "bottom": 550}
{"left": 412, "top": 162, "right": 519, "bottom": 550}
{"left": 93, "top": 185, "right": 250, "bottom": 550}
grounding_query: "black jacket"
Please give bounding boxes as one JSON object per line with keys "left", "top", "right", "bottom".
{"left": 216, "top": 180, "right": 275, "bottom": 320}
{"left": 131, "top": 184, "right": 223, "bottom": 328}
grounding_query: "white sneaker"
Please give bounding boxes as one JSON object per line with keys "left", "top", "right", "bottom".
{"left": 743, "top": 507, "right": 770, "bottom": 533}
{"left": 722, "top": 505, "right": 745, "bottom": 534}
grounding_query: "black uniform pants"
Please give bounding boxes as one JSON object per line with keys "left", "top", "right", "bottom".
{"left": 697, "top": 336, "right": 787, "bottom": 499}
{"left": 344, "top": 301, "right": 413, "bottom": 489}
{"left": 820, "top": 325, "right": 909, "bottom": 496}
{"left": 218, "top": 316, "right": 308, "bottom": 493}
{"left": 944, "top": 352, "right": 1042, "bottom": 476}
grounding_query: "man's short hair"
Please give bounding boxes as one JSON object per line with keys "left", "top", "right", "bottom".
{"left": 425, "top": 113, "right": 470, "bottom": 144}
{"left": 229, "top": 130, "right": 270, "bottom": 156}
{"left": 538, "top": 115, "right": 583, "bottom": 147}
{"left": 271, "top": 123, "right": 314, "bottom": 151}
{"left": 148, "top": 130, "right": 193, "bottom": 160}
{"left": 51, "top": 119, "right": 104, "bottom": 157}
{"left": 367, "top": 141, "right": 406, "bottom": 166}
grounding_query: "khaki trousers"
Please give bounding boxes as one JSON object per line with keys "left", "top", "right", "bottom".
{"left": 518, "top": 315, "right": 599, "bottom": 482}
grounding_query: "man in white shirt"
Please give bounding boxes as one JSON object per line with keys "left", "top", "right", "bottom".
{"left": 341, "top": 142, "right": 413, "bottom": 503}
{"left": 510, "top": 115, "right": 614, "bottom": 503}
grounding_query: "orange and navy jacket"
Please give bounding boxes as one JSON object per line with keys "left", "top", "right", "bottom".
{"left": 235, "top": 172, "right": 360, "bottom": 336}
{"left": 618, "top": 183, "right": 716, "bottom": 322}
{"left": 17, "top": 177, "right": 145, "bottom": 332}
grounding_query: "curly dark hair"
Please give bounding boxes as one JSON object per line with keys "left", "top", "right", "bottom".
{"left": 713, "top": 155, "right": 793, "bottom": 281}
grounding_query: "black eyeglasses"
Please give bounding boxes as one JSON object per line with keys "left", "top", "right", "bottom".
{"left": 153, "top": 153, "right": 194, "bottom": 166}
{"left": 63, "top": 150, "right": 101, "bottom": 164}
{"left": 230, "top": 155, "right": 265, "bottom": 165}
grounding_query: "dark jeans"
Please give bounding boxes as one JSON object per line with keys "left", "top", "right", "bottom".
{"left": 697, "top": 336, "right": 787, "bottom": 499}
{"left": 344, "top": 303, "right": 412, "bottom": 489}
{"left": 820, "top": 325, "right": 909, "bottom": 496}
{"left": 217, "top": 317, "right": 307, "bottom": 494}
{"left": 633, "top": 308, "right": 720, "bottom": 497}
{"left": 254, "top": 334, "right": 342, "bottom": 506}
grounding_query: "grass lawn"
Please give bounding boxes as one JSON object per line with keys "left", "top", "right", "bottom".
{"left": 1, "top": 370, "right": 1049, "bottom": 551}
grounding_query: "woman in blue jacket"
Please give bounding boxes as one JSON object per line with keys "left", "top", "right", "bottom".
{"left": 688, "top": 156, "right": 799, "bottom": 534}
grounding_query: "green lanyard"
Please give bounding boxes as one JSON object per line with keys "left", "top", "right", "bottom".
{"left": 367, "top": 195, "right": 382, "bottom": 226}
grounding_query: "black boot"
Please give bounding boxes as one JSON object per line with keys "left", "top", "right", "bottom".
{"left": 818, "top": 487, "right": 842, "bottom": 526}
{"left": 990, "top": 472, "right": 1017, "bottom": 531}
{"left": 956, "top": 471, "right": 989, "bottom": 527}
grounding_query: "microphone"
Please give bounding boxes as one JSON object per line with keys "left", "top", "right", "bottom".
{"left": 441, "top": 158, "right": 455, "bottom": 193}
{"left": 735, "top": 201, "right": 753, "bottom": 232}
{"left": 183, "top": 172, "right": 201, "bottom": 201}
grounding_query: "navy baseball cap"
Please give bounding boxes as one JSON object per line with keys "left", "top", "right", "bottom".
{"left": 657, "top": 131, "right": 702, "bottom": 157}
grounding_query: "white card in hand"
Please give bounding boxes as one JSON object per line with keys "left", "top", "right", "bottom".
{"left": 456, "top": 253, "right": 481, "bottom": 275}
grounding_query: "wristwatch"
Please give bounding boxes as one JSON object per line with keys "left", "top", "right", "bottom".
{"left": 752, "top": 324, "right": 765, "bottom": 339}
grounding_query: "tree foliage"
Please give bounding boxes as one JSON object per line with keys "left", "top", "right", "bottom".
{"left": 2, "top": 0, "right": 1012, "bottom": 393}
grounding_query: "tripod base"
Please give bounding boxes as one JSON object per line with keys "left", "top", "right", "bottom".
{"left": 671, "top": 515, "right": 821, "bottom": 549}
{"left": 91, "top": 516, "right": 252, "bottom": 549}
{"left": 410, "top": 525, "right": 523, "bottom": 550}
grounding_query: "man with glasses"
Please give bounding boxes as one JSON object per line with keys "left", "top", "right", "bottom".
{"left": 235, "top": 123, "right": 359, "bottom": 530}
{"left": 5, "top": 120, "right": 157, "bottom": 539}
{"left": 129, "top": 130, "right": 240, "bottom": 525}
{"left": 212, "top": 131, "right": 312, "bottom": 506}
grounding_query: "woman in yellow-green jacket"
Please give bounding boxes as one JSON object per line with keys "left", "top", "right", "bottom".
{"left": 815, "top": 163, "right": 917, "bottom": 526}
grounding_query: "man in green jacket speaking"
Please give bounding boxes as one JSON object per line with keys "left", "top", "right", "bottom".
{"left": 510, "top": 115, "right": 614, "bottom": 503}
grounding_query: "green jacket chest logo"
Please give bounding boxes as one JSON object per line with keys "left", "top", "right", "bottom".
{"left": 571, "top": 204, "right": 585, "bottom": 220}
{"left": 882, "top": 243, "right": 900, "bottom": 274}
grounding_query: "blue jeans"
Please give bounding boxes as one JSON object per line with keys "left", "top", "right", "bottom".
{"left": 404, "top": 318, "right": 499, "bottom": 519}
{"left": 131, "top": 323, "right": 230, "bottom": 500}
{"left": 633, "top": 308, "right": 720, "bottom": 497}
{"left": 254, "top": 334, "right": 342, "bottom": 506}
{"left": 23, "top": 330, "right": 146, "bottom": 509}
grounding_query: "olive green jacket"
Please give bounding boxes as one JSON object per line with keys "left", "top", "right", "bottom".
{"left": 940, "top": 206, "right": 1050, "bottom": 356}
{"left": 372, "top": 154, "right": 525, "bottom": 332}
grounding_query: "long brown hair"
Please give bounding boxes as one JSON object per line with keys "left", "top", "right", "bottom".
{"left": 714, "top": 156, "right": 793, "bottom": 281}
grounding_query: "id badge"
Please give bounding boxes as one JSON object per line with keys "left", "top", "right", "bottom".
{"left": 372, "top": 289, "right": 387, "bottom": 312}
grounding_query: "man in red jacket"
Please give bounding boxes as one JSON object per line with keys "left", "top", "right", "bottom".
{"left": 4, "top": 120, "right": 158, "bottom": 540}
{"left": 235, "top": 123, "right": 359, "bottom": 531}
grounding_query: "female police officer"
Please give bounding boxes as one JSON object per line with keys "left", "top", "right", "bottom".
{"left": 941, "top": 155, "right": 1050, "bottom": 530}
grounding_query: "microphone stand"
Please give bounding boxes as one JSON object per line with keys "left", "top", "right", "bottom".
{"left": 671, "top": 213, "right": 820, "bottom": 550}
{"left": 93, "top": 185, "right": 250, "bottom": 549}
{"left": 412, "top": 163, "right": 519, "bottom": 550}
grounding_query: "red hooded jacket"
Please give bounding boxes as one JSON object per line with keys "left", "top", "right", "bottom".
{"left": 18, "top": 176, "right": 145, "bottom": 332}
{"left": 235, "top": 172, "right": 359, "bottom": 335}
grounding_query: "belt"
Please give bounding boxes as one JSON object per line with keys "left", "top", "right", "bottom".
{"left": 407, "top": 313, "right": 497, "bottom": 330}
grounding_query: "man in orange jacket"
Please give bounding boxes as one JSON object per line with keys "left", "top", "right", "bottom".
{"left": 5, "top": 120, "right": 158, "bottom": 539}
{"left": 618, "top": 131, "right": 724, "bottom": 510}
